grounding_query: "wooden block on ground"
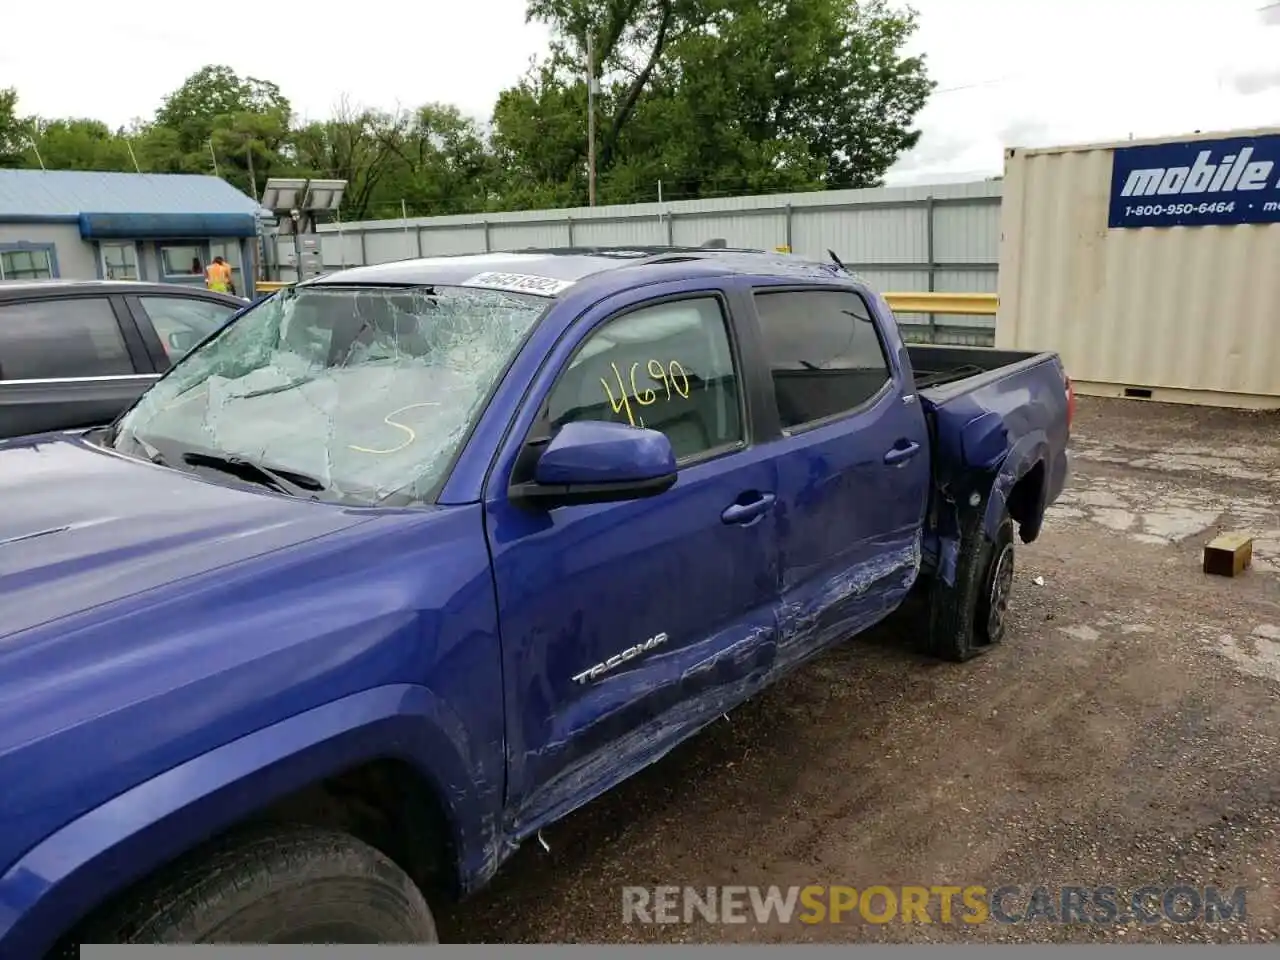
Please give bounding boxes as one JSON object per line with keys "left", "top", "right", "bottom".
{"left": 1203, "top": 532, "right": 1254, "bottom": 577}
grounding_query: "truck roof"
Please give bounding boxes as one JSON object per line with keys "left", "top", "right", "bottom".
{"left": 304, "top": 245, "right": 856, "bottom": 298}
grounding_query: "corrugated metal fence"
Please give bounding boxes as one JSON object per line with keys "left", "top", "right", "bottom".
{"left": 277, "top": 179, "right": 1004, "bottom": 345}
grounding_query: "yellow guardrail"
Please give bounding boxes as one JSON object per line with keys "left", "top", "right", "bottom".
{"left": 255, "top": 281, "right": 290, "bottom": 294}
{"left": 882, "top": 292, "right": 998, "bottom": 316}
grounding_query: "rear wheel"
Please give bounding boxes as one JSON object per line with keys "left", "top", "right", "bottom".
{"left": 976, "top": 523, "right": 1016, "bottom": 646}
{"left": 927, "top": 503, "right": 1016, "bottom": 662}
{"left": 67, "top": 825, "right": 439, "bottom": 946}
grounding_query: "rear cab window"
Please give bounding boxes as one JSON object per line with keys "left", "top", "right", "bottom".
{"left": 0, "top": 296, "right": 136, "bottom": 381}
{"left": 751, "top": 288, "right": 894, "bottom": 431}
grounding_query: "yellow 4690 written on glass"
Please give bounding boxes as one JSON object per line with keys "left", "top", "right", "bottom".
{"left": 600, "top": 359, "right": 692, "bottom": 428}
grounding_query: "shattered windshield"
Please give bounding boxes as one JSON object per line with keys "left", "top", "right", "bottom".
{"left": 109, "top": 284, "right": 545, "bottom": 506}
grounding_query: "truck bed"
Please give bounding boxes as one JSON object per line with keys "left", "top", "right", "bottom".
{"left": 907, "top": 344, "right": 1049, "bottom": 403}
{"left": 906, "top": 342, "right": 1069, "bottom": 500}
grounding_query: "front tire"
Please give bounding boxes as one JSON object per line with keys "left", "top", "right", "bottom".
{"left": 69, "top": 825, "right": 439, "bottom": 945}
{"left": 927, "top": 505, "right": 1016, "bottom": 662}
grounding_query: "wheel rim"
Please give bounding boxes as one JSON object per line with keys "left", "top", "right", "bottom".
{"left": 986, "top": 541, "right": 1015, "bottom": 642}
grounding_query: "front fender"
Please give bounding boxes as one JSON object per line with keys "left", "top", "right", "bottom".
{"left": 0, "top": 684, "right": 504, "bottom": 960}
{"left": 982, "top": 431, "right": 1050, "bottom": 543}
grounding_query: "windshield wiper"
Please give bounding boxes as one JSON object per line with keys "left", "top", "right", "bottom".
{"left": 180, "top": 451, "right": 327, "bottom": 498}
{"left": 238, "top": 376, "right": 316, "bottom": 399}
{"left": 111, "top": 434, "right": 170, "bottom": 465}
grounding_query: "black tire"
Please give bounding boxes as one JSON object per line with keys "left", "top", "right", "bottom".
{"left": 68, "top": 825, "right": 439, "bottom": 945}
{"left": 927, "top": 503, "right": 1016, "bottom": 662}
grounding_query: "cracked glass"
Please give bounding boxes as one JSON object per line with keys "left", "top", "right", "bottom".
{"left": 109, "top": 284, "right": 545, "bottom": 506}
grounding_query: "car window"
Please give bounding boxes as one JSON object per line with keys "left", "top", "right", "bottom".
{"left": 160, "top": 245, "right": 204, "bottom": 278}
{"left": 545, "top": 296, "right": 742, "bottom": 462}
{"left": 752, "top": 289, "right": 892, "bottom": 430}
{"left": 0, "top": 297, "right": 134, "bottom": 380}
{"left": 139, "top": 296, "right": 238, "bottom": 362}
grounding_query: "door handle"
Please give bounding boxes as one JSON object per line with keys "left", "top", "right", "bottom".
{"left": 883, "top": 440, "right": 921, "bottom": 465}
{"left": 721, "top": 493, "right": 776, "bottom": 525}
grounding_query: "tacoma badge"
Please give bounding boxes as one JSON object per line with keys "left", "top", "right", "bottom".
{"left": 571, "top": 632, "right": 669, "bottom": 685}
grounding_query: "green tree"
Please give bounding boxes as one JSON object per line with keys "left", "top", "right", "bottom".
{"left": 291, "top": 102, "right": 408, "bottom": 219}
{"left": 0, "top": 88, "right": 26, "bottom": 168}
{"left": 489, "top": 55, "right": 593, "bottom": 209}
{"left": 129, "top": 123, "right": 192, "bottom": 174}
{"left": 0, "top": 5, "right": 932, "bottom": 224}
{"left": 788, "top": 0, "right": 934, "bottom": 188}
{"left": 492, "top": 0, "right": 934, "bottom": 205}
{"left": 381, "top": 104, "right": 497, "bottom": 216}
{"left": 210, "top": 109, "right": 293, "bottom": 197}
{"left": 153, "top": 66, "right": 293, "bottom": 195}
{"left": 23, "top": 118, "right": 138, "bottom": 171}
{"left": 524, "top": 0, "right": 690, "bottom": 172}
{"left": 155, "top": 65, "right": 291, "bottom": 154}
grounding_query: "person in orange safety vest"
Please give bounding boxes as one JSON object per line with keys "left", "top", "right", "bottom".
{"left": 205, "top": 256, "right": 234, "bottom": 294}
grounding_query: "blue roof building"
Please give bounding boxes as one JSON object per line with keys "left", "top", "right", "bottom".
{"left": 0, "top": 170, "right": 266, "bottom": 296}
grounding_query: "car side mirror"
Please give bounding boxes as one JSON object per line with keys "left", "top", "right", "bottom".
{"left": 512, "top": 420, "right": 678, "bottom": 508}
{"left": 167, "top": 330, "right": 198, "bottom": 354}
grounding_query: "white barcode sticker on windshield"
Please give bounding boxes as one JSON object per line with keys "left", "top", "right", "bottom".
{"left": 461, "top": 271, "right": 576, "bottom": 297}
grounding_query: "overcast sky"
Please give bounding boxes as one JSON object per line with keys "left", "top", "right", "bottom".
{"left": 4, "top": 0, "right": 1280, "bottom": 189}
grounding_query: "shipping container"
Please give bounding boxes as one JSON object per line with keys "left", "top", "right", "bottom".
{"left": 995, "top": 126, "right": 1280, "bottom": 409}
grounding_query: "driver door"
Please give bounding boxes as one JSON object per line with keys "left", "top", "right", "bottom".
{"left": 483, "top": 282, "right": 782, "bottom": 832}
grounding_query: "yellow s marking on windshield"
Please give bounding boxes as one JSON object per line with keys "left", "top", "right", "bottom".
{"left": 348, "top": 402, "right": 441, "bottom": 455}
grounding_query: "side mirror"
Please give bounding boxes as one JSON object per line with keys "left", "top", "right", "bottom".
{"left": 512, "top": 420, "right": 677, "bottom": 508}
{"left": 167, "top": 330, "right": 198, "bottom": 354}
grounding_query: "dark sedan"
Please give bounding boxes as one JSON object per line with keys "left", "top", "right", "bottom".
{"left": 0, "top": 280, "right": 247, "bottom": 440}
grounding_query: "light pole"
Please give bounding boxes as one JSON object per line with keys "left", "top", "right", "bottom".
{"left": 289, "top": 209, "right": 302, "bottom": 281}
{"left": 586, "top": 32, "right": 597, "bottom": 207}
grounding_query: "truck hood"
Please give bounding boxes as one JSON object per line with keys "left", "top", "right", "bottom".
{"left": 0, "top": 434, "right": 373, "bottom": 642}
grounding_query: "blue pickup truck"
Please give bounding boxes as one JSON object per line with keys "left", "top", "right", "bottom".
{"left": 0, "top": 246, "right": 1071, "bottom": 951}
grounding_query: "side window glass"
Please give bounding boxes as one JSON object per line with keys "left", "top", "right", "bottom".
{"left": 159, "top": 245, "right": 204, "bottom": 279}
{"left": 101, "top": 242, "right": 139, "bottom": 280}
{"left": 0, "top": 298, "right": 134, "bottom": 380}
{"left": 139, "top": 296, "right": 237, "bottom": 361}
{"left": 545, "top": 297, "right": 743, "bottom": 461}
{"left": 0, "top": 247, "right": 55, "bottom": 280}
{"left": 752, "top": 289, "right": 892, "bottom": 430}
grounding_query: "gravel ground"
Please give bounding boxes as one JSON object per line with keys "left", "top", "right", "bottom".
{"left": 437, "top": 396, "right": 1280, "bottom": 944}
